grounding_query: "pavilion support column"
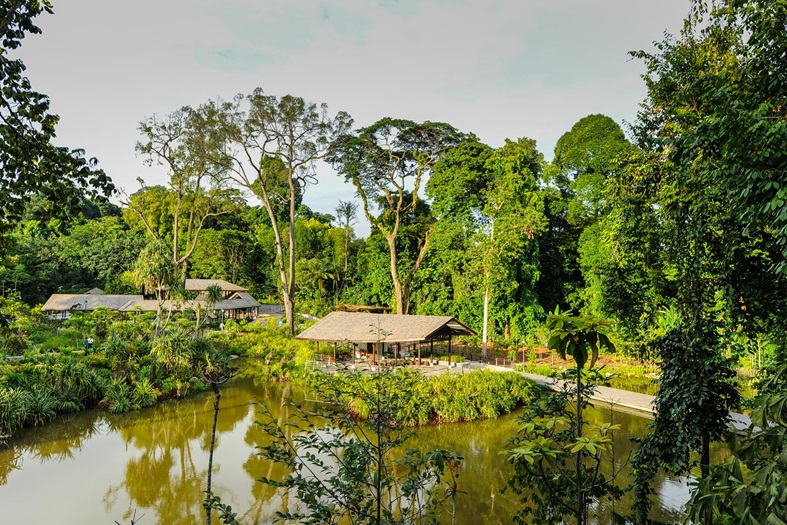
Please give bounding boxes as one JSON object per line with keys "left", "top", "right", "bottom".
{"left": 333, "top": 342, "right": 337, "bottom": 363}
{"left": 418, "top": 342, "right": 422, "bottom": 365}
{"left": 430, "top": 340, "right": 434, "bottom": 361}
{"left": 448, "top": 336, "right": 452, "bottom": 366}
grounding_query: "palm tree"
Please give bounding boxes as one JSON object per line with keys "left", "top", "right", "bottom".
{"left": 196, "top": 284, "right": 223, "bottom": 332}
{"left": 132, "top": 240, "right": 174, "bottom": 336}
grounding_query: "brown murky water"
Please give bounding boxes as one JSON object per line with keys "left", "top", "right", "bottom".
{"left": 0, "top": 377, "right": 702, "bottom": 524}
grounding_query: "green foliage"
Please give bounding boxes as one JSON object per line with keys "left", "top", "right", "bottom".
{"left": 630, "top": 324, "right": 740, "bottom": 523}
{"left": 317, "top": 368, "right": 537, "bottom": 426}
{"left": 56, "top": 217, "right": 146, "bottom": 289}
{"left": 242, "top": 326, "right": 314, "bottom": 381}
{"left": 632, "top": 0, "right": 787, "bottom": 276}
{"left": 0, "top": 1, "right": 115, "bottom": 230}
{"left": 685, "top": 361, "right": 787, "bottom": 524}
{"left": 503, "top": 368, "right": 625, "bottom": 525}
{"left": 507, "top": 312, "right": 620, "bottom": 525}
{"left": 328, "top": 118, "right": 465, "bottom": 314}
{"left": 546, "top": 310, "right": 615, "bottom": 369}
{"left": 239, "top": 369, "right": 463, "bottom": 525}
{"left": 0, "top": 386, "right": 32, "bottom": 443}
{"left": 0, "top": 353, "right": 108, "bottom": 441}
{"left": 131, "top": 377, "right": 159, "bottom": 408}
{"left": 104, "top": 379, "right": 130, "bottom": 414}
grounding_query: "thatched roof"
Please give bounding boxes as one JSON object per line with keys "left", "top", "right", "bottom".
{"left": 296, "top": 312, "right": 476, "bottom": 343}
{"left": 185, "top": 279, "right": 246, "bottom": 292}
{"left": 42, "top": 294, "right": 145, "bottom": 311}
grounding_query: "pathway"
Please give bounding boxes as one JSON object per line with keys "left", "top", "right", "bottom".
{"left": 489, "top": 365, "right": 752, "bottom": 434}
{"left": 317, "top": 358, "right": 752, "bottom": 434}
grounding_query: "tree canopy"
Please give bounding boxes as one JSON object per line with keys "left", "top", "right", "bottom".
{"left": 0, "top": 1, "right": 113, "bottom": 230}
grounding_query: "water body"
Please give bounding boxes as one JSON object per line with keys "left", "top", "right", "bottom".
{"left": 0, "top": 377, "right": 704, "bottom": 524}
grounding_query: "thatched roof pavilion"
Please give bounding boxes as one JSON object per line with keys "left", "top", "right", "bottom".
{"left": 296, "top": 312, "right": 476, "bottom": 363}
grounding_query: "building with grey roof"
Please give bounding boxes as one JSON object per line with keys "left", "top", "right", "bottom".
{"left": 42, "top": 279, "right": 263, "bottom": 320}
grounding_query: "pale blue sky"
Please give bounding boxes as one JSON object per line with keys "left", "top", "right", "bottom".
{"left": 15, "top": 0, "right": 688, "bottom": 234}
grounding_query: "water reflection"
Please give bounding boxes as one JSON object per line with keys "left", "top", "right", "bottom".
{"left": 0, "top": 377, "right": 701, "bottom": 524}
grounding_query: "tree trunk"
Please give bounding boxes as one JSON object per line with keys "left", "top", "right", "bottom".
{"left": 700, "top": 433, "right": 710, "bottom": 479}
{"left": 576, "top": 365, "right": 586, "bottom": 525}
{"left": 205, "top": 382, "right": 221, "bottom": 525}
{"left": 482, "top": 288, "right": 490, "bottom": 355}
{"left": 386, "top": 234, "right": 405, "bottom": 314}
{"left": 283, "top": 292, "right": 294, "bottom": 334}
{"left": 482, "top": 218, "right": 495, "bottom": 356}
{"left": 287, "top": 178, "right": 297, "bottom": 334}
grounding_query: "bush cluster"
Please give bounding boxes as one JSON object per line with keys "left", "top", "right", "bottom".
{"left": 317, "top": 368, "right": 538, "bottom": 426}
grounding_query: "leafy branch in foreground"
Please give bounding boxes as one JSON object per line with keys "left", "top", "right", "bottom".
{"left": 208, "top": 369, "right": 462, "bottom": 525}
{"left": 685, "top": 361, "right": 787, "bottom": 525}
{"left": 629, "top": 323, "right": 739, "bottom": 524}
{"left": 0, "top": 1, "right": 114, "bottom": 229}
{"left": 504, "top": 311, "right": 623, "bottom": 525}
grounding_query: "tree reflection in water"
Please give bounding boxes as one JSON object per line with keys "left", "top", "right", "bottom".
{"left": 103, "top": 382, "right": 260, "bottom": 525}
{"left": 0, "top": 377, "right": 720, "bottom": 524}
{"left": 0, "top": 410, "right": 105, "bottom": 484}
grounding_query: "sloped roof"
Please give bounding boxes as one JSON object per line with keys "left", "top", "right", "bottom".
{"left": 296, "top": 312, "right": 476, "bottom": 343}
{"left": 185, "top": 279, "right": 246, "bottom": 292}
{"left": 42, "top": 294, "right": 145, "bottom": 311}
{"left": 213, "top": 291, "right": 262, "bottom": 310}
{"left": 43, "top": 280, "right": 259, "bottom": 313}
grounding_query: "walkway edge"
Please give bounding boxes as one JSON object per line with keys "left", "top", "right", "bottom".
{"left": 485, "top": 365, "right": 752, "bottom": 435}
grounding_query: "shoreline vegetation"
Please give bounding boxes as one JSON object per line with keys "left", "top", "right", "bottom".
{"left": 1, "top": 312, "right": 544, "bottom": 444}
{"left": 0, "top": 309, "right": 758, "bottom": 445}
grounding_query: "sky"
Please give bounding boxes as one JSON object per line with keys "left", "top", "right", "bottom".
{"left": 14, "top": 0, "right": 689, "bottom": 235}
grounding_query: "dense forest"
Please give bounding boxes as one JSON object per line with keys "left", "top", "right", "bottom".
{"left": 3, "top": 0, "right": 787, "bottom": 523}
{"left": 2, "top": 102, "right": 785, "bottom": 367}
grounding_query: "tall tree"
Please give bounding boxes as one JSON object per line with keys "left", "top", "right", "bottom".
{"left": 420, "top": 138, "right": 494, "bottom": 322}
{"left": 538, "top": 115, "right": 634, "bottom": 315}
{"left": 425, "top": 137, "right": 545, "bottom": 342}
{"left": 477, "top": 139, "right": 546, "bottom": 350}
{"left": 633, "top": 0, "right": 787, "bottom": 275}
{"left": 622, "top": 1, "right": 787, "bottom": 521}
{"left": 131, "top": 239, "right": 174, "bottom": 335}
{"left": 328, "top": 118, "right": 464, "bottom": 314}
{"left": 0, "top": 1, "right": 114, "bottom": 230}
{"left": 129, "top": 106, "right": 238, "bottom": 279}
{"left": 505, "top": 312, "right": 619, "bottom": 525}
{"left": 334, "top": 199, "right": 357, "bottom": 277}
{"left": 206, "top": 90, "right": 351, "bottom": 333}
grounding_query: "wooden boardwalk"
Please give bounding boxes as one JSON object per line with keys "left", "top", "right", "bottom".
{"left": 508, "top": 368, "right": 752, "bottom": 434}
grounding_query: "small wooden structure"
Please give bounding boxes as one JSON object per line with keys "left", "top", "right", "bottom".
{"left": 296, "top": 312, "right": 476, "bottom": 365}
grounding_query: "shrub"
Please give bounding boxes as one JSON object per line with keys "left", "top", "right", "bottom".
{"left": 24, "top": 384, "right": 57, "bottom": 426}
{"left": 0, "top": 387, "right": 31, "bottom": 440}
{"left": 104, "top": 379, "right": 130, "bottom": 413}
{"left": 317, "top": 368, "right": 539, "bottom": 426}
{"left": 131, "top": 378, "right": 159, "bottom": 408}
{"left": 39, "top": 334, "right": 80, "bottom": 351}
